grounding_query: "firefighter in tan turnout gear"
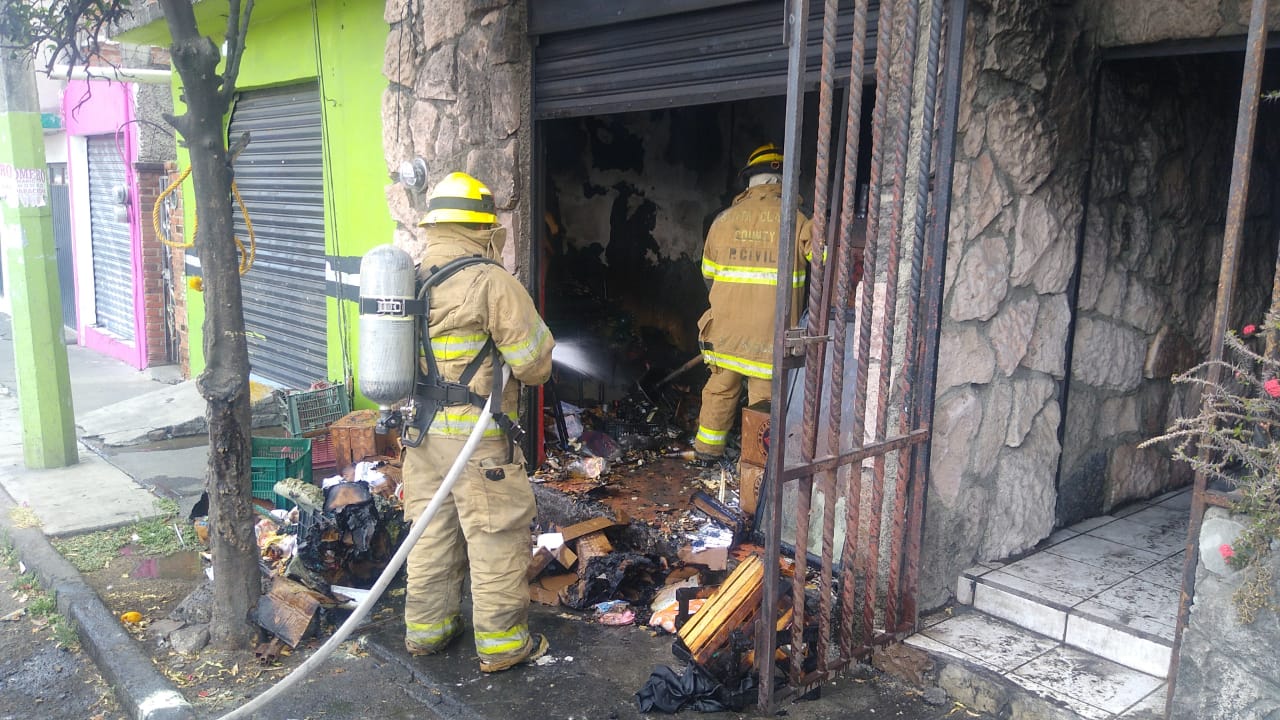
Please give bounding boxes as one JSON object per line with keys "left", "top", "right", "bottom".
{"left": 402, "top": 172, "right": 555, "bottom": 672}
{"left": 694, "top": 144, "right": 813, "bottom": 460}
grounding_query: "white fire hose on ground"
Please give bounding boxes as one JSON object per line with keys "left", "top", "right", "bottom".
{"left": 215, "top": 370, "right": 507, "bottom": 720}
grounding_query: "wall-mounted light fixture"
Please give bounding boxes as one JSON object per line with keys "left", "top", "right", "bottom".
{"left": 398, "top": 157, "right": 428, "bottom": 193}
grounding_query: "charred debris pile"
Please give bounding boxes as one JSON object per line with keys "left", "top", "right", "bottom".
{"left": 535, "top": 335, "right": 754, "bottom": 561}
{"left": 531, "top": 343, "right": 828, "bottom": 712}
{"left": 183, "top": 371, "right": 811, "bottom": 705}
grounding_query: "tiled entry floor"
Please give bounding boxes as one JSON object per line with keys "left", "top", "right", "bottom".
{"left": 906, "top": 487, "right": 1191, "bottom": 719}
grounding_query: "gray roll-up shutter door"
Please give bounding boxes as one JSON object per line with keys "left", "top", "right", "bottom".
{"left": 87, "top": 136, "right": 135, "bottom": 341}
{"left": 529, "top": 0, "right": 878, "bottom": 119}
{"left": 228, "top": 83, "right": 328, "bottom": 389}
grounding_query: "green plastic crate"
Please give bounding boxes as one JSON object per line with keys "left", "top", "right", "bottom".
{"left": 281, "top": 383, "right": 351, "bottom": 436}
{"left": 251, "top": 437, "right": 312, "bottom": 510}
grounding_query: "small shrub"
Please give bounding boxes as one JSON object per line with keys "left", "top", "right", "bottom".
{"left": 1145, "top": 317, "right": 1280, "bottom": 621}
{"left": 10, "top": 571, "right": 38, "bottom": 594}
{"left": 49, "top": 615, "right": 79, "bottom": 651}
{"left": 0, "top": 533, "right": 16, "bottom": 569}
{"left": 27, "top": 594, "right": 56, "bottom": 618}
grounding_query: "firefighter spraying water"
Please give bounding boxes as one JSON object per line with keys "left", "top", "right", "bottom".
{"left": 215, "top": 171, "right": 554, "bottom": 719}
{"left": 361, "top": 171, "right": 555, "bottom": 670}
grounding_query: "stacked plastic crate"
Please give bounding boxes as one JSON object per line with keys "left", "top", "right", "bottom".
{"left": 280, "top": 382, "right": 352, "bottom": 481}
{"left": 251, "top": 437, "right": 312, "bottom": 510}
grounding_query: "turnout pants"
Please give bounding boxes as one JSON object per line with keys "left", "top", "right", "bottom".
{"left": 694, "top": 365, "right": 771, "bottom": 457}
{"left": 403, "top": 434, "right": 536, "bottom": 661}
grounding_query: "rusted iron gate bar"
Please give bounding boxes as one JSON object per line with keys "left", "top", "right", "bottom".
{"left": 757, "top": 0, "right": 962, "bottom": 709}
{"left": 1167, "top": 0, "right": 1271, "bottom": 714}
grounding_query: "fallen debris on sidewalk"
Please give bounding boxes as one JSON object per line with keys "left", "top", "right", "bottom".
{"left": 255, "top": 577, "right": 325, "bottom": 648}
{"left": 635, "top": 552, "right": 809, "bottom": 714}
{"left": 184, "top": 405, "right": 410, "bottom": 649}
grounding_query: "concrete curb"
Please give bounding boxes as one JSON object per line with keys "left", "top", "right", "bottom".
{"left": 0, "top": 487, "right": 197, "bottom": 720}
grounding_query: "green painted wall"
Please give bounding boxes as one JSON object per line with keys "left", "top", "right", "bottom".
{"left": 314, "top": 0, "right": 392, "bottom": 398}
{"left": 165, "top": 0, "right": 390, "bottom": 388}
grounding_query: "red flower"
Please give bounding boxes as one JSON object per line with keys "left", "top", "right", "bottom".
{"left": 1266, "top": 378, "right": 1280, "bottom": 398}
{"left": 1220, "top": 543, "right": 1235, "bottom": 561}
{"left": 1243, "top": 324, "right": 1259, "bottom": 337}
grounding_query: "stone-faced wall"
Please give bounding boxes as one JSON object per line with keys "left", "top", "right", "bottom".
{"left": 920, "top": 0, "right": 1094, "bottom": 607}
{"left": 382, "top": 0, "right": 532, "bottom": 277}
{"left": 1090, "top": 0, "right": 1280, "bottom": 48}
{"left": 126, "top": 44, "right": 174, "bottom": 166}
{"left": 1058, "top": 55, "right": 1279, "bottom": 524}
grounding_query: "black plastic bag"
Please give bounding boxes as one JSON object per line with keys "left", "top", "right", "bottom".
{"left": 635, "top": 664, "right": 738, "bottom": 713}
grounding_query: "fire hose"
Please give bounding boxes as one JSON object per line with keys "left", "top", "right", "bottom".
{"left": 214, "top": 368, "right": 509, "bottom": 720}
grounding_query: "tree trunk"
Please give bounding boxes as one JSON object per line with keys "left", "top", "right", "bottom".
{"left": 160, "top": 0, "right": 259, "bottom": 649}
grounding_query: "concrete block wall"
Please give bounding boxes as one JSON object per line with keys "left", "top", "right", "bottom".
{"left": 134, "top": 162, "right": 169, "bottom": 367}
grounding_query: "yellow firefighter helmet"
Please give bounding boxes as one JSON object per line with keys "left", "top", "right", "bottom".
{"left": 740, "top": 143, "right": 784, "bottom": 178}
{"left": 419, "top": 172, "right": 498, "bottom": 226}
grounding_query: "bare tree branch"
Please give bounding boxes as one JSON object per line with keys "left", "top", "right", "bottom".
{"left": 219, "top": 0, "right": 254, "bottom": 105}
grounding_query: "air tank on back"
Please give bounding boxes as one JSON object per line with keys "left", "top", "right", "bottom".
{"left": 358, "top": 244, "right": 418, "bottom": 424}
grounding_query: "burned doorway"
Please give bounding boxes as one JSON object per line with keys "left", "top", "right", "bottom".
{"left": 539, "top": 99, "right": 805, "bottom": 399}
{"left": 1057, "top": 51, "right": 1280, "bottom": 526}
{"left": 533, "top": 93, "right": 873, "bottom": 517}
{"left": 527, "top": 0, "right": 876, "bottom": 523}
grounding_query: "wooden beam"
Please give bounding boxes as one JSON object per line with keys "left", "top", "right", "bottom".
{"left": 559, "top": 516, "right": 619, "bottom": 543}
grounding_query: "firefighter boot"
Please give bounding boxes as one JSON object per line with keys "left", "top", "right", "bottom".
{"left": 478, "top": 633, "right": 550, "bottom": 673}
{"left": 405, "top": 615, "right": 463, "bottom": 656}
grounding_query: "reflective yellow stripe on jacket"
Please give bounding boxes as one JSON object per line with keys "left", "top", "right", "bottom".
{"left": 430, "top": 333, "right": 488, "bottom": 360}
{"left": 498, "top": 322, "right": 551, "bottom": 369}
{"left": 702, "top": 349, "right": 774, "bottom": 380}
{"left": 475, "top": 624, "right": 530, "bottom": 657}
{"left": 429, "top": 409, "right": 520, "bottom": 438}
{"left": 701, "top": 257, "right": 806, "bottom": 288}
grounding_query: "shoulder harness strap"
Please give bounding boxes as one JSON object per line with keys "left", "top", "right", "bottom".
{"left": 404, "top": 256, "right": 524, "bottom": 455}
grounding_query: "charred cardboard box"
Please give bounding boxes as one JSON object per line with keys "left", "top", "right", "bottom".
{"left": 740, "top": 401, "right": 770, "bottom": 467}
{"left": 739, "top": 401, "right": 769, "bottom": 516}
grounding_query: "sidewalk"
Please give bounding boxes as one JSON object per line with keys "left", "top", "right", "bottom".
{"left": 0, "top": 314, "right": 192, "bottom": 534}
{"left": 0, "top": 312, "right": 205, "bottom": 719}
{"left": 0, "top": 312, "right": 975, "bottom": 720}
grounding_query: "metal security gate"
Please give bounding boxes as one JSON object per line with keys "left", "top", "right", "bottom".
{"left": 228, "top": 83, "right": 327, "bottom": 389}
{"left": 754, "top": 0, "right": 965, "bottom": 709}
{"left": 529, "top": 0, "right": 880, "bottom": 118}
{"left": 87, "top": 136, "right": 135, "bottom": 340}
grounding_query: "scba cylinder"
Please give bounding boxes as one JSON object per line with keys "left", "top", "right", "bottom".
{"left": 358, "top": 244, "right": 418, "bottom": 408}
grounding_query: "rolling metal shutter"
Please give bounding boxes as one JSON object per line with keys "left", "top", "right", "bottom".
{"left": 87, "top": 136, "right": 135, "bottom": 340}
{"left": 530, "top": 0, "right": 878, "bottom": 119}
{"left": 229, "top": 83, "right": 328, "bottom": 389}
